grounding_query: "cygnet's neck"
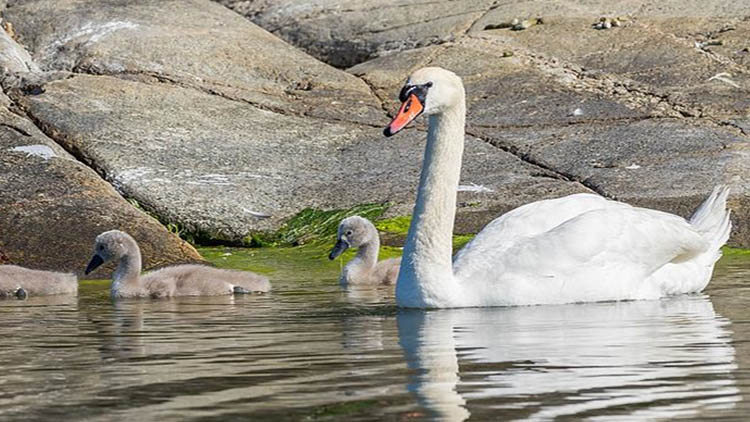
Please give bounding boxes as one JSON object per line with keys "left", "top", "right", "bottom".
{"left": 396, "top": 100, "right": 466, "bottom": 307}
{"left": 342, "top": 234, "right": 380, "bottom": 284}
{"left": 112, "top": 238, "right": 142, "bottom": 293}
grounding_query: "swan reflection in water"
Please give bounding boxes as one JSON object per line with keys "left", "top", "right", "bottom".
{"left": 397, "top": 296, "right": 739, "bottom": 421}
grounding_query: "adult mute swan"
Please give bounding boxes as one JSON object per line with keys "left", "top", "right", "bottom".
{"left": 384, "top": 67, "right": 732, "bottom": 308}
{"left": 329, "top": 216, "right": 401, "bottom": 286}
{"left": 85, "top": 230, "right": 270, "bottom": 298}
{"left": 0, "top": 265, "right": 77, "bottom": 299}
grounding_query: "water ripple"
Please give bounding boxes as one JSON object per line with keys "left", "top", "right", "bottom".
{"left": 0, "top": 254, "right": 748, "bottom": 421}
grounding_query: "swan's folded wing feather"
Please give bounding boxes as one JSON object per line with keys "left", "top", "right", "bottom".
{"left": 468, "top": 207, "right": 708, "bottom": 293}
{"left": 453, "top": 193, "right": 625, "bottom": 278}
{"left": 453, "top": 205, "right": 711, "bottom": 305}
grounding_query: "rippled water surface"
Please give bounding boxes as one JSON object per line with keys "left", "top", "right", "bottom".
{"left": 1, "top": 247, "right": 749, "bottom": 421}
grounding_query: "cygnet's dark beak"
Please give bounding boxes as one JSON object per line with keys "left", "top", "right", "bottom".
{"left": 15, "top": 288, "right": 27, "bottom": 300}
{"left": 328, "top": 239, "right": 349, "bottom": 260}
{"left": 85, "top": 254, "right": 104, "bottom": 275}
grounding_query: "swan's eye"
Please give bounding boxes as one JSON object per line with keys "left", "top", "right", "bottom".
{"left": 346, "top": 230, "right": 353, "bottom": 236}
{"left": 425, "top": 82, "right": 433, "bottom": 88}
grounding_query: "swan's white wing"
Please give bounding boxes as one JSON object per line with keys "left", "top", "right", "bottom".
{"left": 454, "top": 193, "right": 627, "bottom": 279}
{"left": 505, "top": 208, "right": 706, "bottom": 275}
{"left": 458, "top": 207, "right": 709, "bottom": 305}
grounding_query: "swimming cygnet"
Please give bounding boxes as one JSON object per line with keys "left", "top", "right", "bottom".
{"left": 329, "top": 216, "right": 401, "bottom": 286}
{"left": 85, "top": 230, "right": 270, "bottom": 299}
{"left": 0, "top": 265, "right": 78, "bottom": 299}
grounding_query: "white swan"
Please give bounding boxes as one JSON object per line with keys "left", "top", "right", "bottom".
{"left": 383, "top": 67, "right": 732, "bottom": 308}
{"left": 329, "top": 216, "right": 401, "bottom": 286}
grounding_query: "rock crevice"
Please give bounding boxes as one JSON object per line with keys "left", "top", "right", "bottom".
{"left": 0, "top": 0, "right": 746, "bottom": 250}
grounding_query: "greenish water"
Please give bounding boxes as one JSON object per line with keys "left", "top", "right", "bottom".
{"left": 0, "top": 247, "right": 749, "bottom": 421}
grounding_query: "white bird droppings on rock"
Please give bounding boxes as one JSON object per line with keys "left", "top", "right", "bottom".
{"left": 9, "top": 145, "right": 57, "bottom": 160}
{"left": 242, "top": 208, "right": 271, "bottom": 219}
{"left": 458, "top": 183, "right": 494, "bottom": 193}
{"left": 43, "top": 21, "right": 139, "bottom": 62}
{"left": 707, "top": 72, "right": 741, "bottom": 88}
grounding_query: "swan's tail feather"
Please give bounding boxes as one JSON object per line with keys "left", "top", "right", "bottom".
{"left": 689, "top": 185, "right": 732, "bottom": 262}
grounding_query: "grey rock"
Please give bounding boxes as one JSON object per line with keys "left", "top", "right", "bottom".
{"left": 4, "top": 0, "right": 384, "bottom": 126}
{"left": 12, "top": 73, "right": 587, "bottom": 242}
{"left": 470, "top": 15, "right": 750, "bottom": 119}
{"left": 4, "top": 0, "right": 748, "bottom": 249}
{"left": 218, "top": 1, "right": 750, "bottom": 69}
{"left": 480, "top": 120, "right": 749, "bottom": 247}
{"left": 0, "top": 25, "right": 38, "bottom": 73}
{"left": 217, "top": 0, "right": 495, "bottom": 68}
{"left": 351, "top": 37, "right": 750, "bottom": 246}
{"left": 223, "top": 0, "right": 750, "bottom": 120}
{"left": 0, "top": 106, "right": 203, "bottom": 277}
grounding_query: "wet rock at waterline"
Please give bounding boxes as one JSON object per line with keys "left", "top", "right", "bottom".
{"left": 0, "top": 0, "right": 748, "bottom": 249}
{"left": 11, "top": 73, "right": 586, "bottom": 243}
{"left": 349, "top": 33, "right": 750, "bottom": 246}
{"left": 1, "top": 0, "right": 588, "bottom": 244}
{"left": 0, "top": 106, "right": 202, "bottom": 276}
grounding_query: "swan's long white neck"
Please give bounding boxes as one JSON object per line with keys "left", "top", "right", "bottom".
{"left": 396, "top": 99, "right": 465, "bottom": 308}
{"left": 112, "top": 238, "right": 142, "bottom": 295}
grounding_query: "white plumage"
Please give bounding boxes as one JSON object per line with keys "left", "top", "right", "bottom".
{"left": 453, "top": 188, "right": 731, "bottom": 306}
{"left": 386, "top": 67, "right": 732, "bottom": 308}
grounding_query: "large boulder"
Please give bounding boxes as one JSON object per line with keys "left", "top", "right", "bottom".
{"left": 217, "top": 0, "right": 496, "bottom": 68}
{"left": 3, "top": 0, "right": 590, "bottom": 243}
{"left": 220, "top": 0, "right": 750, "bottom": 71}
{"left": 3, "top": 0, "right": 748, "bottom": 248}
{"left": 0, "top": 104, "right": 202, "bottom": 277}
{"left": 0, "top": 26, "right": 38, "bottom": 73}
{"left": 12, "top": 73, "right": 586, "bottom": 241}
{"left": 349, "top": 34, "right": 750, "bottom": 246}
{"left": 4, "top": 0, "right": 384, "bottom": 126}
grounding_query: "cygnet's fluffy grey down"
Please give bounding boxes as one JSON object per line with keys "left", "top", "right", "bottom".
{"left": 86, "top": 230, "right": 270, "bottom": 299}
{"left": 0, "top": 265, "right": 78, "bottom": 299}
{"left": 329, "top": 216, "right": 401, "bottom": 286}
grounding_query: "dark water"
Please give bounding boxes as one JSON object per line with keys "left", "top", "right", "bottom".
{"left": 1, "top": 248, "right": 749, "bottom": 422}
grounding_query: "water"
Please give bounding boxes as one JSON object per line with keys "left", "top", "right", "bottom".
{"left": 1, "top": 247, "right": 749, "bottom": 421}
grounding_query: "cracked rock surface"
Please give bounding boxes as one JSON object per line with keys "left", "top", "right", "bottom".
{"left": 218, "top": 0, "right": 496, "bottom": 68}
{"left": 344, "top": 8, "right": 750, "bottom": 246}
{"left": 12, "top": 73, "right": 584, "bottom": 240}
{"left": 1, "top": 0, "right": 748, "bottom": 253}
{"left": 2, "top": 0, "right": 589, "bottom": 247}
{"left": 0, "top": 104, "right": 202, "bottom": 276}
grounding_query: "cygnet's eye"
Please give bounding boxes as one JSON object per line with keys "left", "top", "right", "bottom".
{"left": 98, "top": 245, "right": 104, "bottom": 251}
{"left": 346, "top": 230, "right": 353, "bottom": 236}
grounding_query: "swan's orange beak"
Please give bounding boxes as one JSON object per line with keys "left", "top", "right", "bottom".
{"left": 384, "top": 94, "right": 423, "bottom": 137}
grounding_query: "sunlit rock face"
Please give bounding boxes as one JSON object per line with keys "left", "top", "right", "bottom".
{"left": 2, "top": 0, "right": 587, "bottom": 245}
{"left": 0, "top": 105, "right": 201, "bottom": 274}
{"left": 224, "top": 0, "right": 750, "bottom": 246}
{"left": 0, "top": 0, "right": 747, "bottom": 248}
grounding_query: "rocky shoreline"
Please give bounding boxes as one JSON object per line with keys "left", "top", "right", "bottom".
{"left": 1, "top": 0, "right": 747, "bottom": 277}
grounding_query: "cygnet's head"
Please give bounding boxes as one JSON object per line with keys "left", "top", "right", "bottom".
{"left": 328, "top": 216, "right": 378, "bottom": 260}
{"left": 85, "top": 230, "right": 136, "bottom": 274}
{"left": 384, "top": 66, "right": 465, "bottom": 137}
